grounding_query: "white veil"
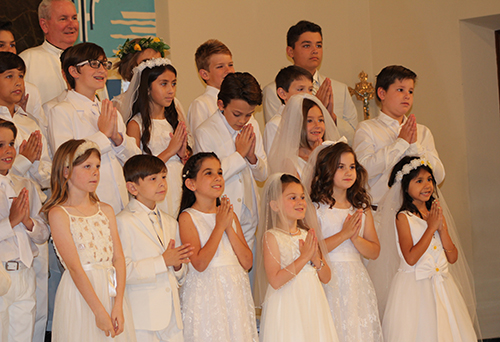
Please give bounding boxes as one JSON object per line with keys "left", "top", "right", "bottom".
{"left": 268, "top": 93, "right": 340, "bottom": 177}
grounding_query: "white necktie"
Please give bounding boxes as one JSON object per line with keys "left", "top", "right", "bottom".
{"left": 148, "top": 210, "right": 164, "bottom": 247}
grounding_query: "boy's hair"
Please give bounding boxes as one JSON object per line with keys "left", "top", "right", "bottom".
{"left": 287, "top": 20, "right": 322, "bottom": 48}
{"left": 0, "top": 51, "right": 26, "bottom": 74}
{"left": 388, "top": 156, "right": 437, "bottom": 219}
{"left": 38, "top": 0, "right": 73, "bottom": 20}
{"left": 218, "top": 72, "right": 262, "bottom": 107}
{"left": 194, "top": 39, "right": 232, "bottom": 72}
{"left": 123, "top": 154, "right": 167, "bottom": 184}
{"left": 0, "top": 119, "right": 18, "bottom": 139}
{"left": 0, "top": 20, "right": 13, "bottom": 34}
{"left": 299, "top": 98, "right": 323, "bottom": 150}
{"left": 275, "top": 65, "right": 313, "bottom": 104}
{"left": 375, "top": 65, "right": 417, "bottom": 102}
{"left": 310, "top": 142, "right": 371, "bottom": 209}
{"left": 178, "top": 152, "right": 220, "bottom": 218}
{"left": 60, "top": 42, "right": 106, "bottom": 89}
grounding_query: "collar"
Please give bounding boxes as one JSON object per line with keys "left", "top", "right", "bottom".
{"left": 219, "top": 110, "right": 239, "bottom": 137}
{"left": 377, "top": 109, "right": 407, "bottom": 127}
{"left": 42, "top": 40, "right": 64, "bottom": 57}
{"left": 277, "top": 104, "right": 285, "bottom": 116}
{"left": 0, "top": 172, "right": 14, "bottom": 187}
{"left": 0, "top": 105, "right": 29, "bottom": 121}
{"left": 133, "top": 198, "right": 158, "bottom": 216}
{"left": 67, "top": 90, "right": 100, "bottom": 111}
{"left": 206, "top": 85, "right": 220, "bottom": 97}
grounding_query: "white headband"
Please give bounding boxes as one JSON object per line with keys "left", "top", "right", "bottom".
{"left": 65, "top": 140, "right": 100, "bottom": 167}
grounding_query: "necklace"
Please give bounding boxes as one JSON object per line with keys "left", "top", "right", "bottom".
{"left": 289, "top": 228, "right": 301, "bottom": 236}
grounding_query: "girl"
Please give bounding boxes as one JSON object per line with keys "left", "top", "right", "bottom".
{"left": 308, "top": 142, "right": 383, "bottom": 341}
{"left": 41, "top": 139, "right": 136, "bottom": 342}
{"left": 268, "top": 93, "right": 340, "bottom": 178}
{"left": 381, "top": 156, "right": 477, "bottom": 341}
{"left": 124, "top": 58, "right": 189, "bottom": 218}
{"left": 255, "top": 173, "right": 338, "bottom": 342}
{"left": 177, "top": 152, "right": 258, "bottom": 341}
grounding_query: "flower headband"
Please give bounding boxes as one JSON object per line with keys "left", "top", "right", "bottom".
{"left": 115, "top": 37, "right": 170, "bottom": 60}
{"left": 395, "top": 157, "right": 432, "bottom": 183}
{"left": 132, "top": 57, "right": 172, "bottom": 75}
{"left": 65, "top": 140, "right": 100, "bottom": 167}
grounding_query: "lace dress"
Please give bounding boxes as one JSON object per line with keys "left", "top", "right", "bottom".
{"left": 180, "top": 208, "right": 258, "bottom": 342}
{"left": 52, "top": 205, "right": 136, "bottom": 342}
{"left": 259, "top": 228, "right": 339, "bottom": 342}
{"left": 316, "top": 205, "right": 383, "bottom": 342}
{"left": 382, "top": 212, "right": 476, "bottom": 342}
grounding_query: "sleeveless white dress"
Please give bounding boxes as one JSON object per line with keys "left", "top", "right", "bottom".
{"left": 383, "top": 211, "right": 477, "bottom": 342}
{"left": 52, "top": 205, "right": 136, "bottom": 342}
{"left": 316, "top": 204, "right": 383, "bottom": 342}
{"left": 259, "top": 228, "right": 339, "bottom": 342}
{"left": 180, "top": 208, "right": 258, "bottom": 342}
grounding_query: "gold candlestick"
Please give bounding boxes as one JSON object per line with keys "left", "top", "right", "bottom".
{"left": 349, "top": 71, "right": 375, "bottom": 120}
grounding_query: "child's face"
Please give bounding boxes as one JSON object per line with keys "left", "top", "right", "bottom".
{"left": 218, "top": 99, "right": 256, "bottom": 131}
{"left": 378, "top": 78, "right": 414, "bottom": 121}
{"left": 67, "top": 152, "right": 100, "bottom": 194}
{"left": 305, "top": 105, "right": 325, "bottom": 146}
{"left": 286, "top": 32, "right": 323, "bottom": 74}
{"left": 0, "top": 127, "right": 16, "bottom": 176}
{"left": 73, "top": 56, "right": 108, "bottom": 93}
{"left": 188, "top": 157, "right": 224, "bottom": 199}
{"left": 0, "top": 68, "right": 24, "bottom": 108}
{"left": 280, "top": 182, "right": 306, "bottom": 222}
{"left": 133, "top": 171, "right": 168, "bottom": 210}
{"left": 407, "top": 169, "right": 434, "bottom": 206}
{"left": 279, "top": 77, "right": 313, "bottom": 104}
{"left": 333, "top": 152, "right": 356, "bottom": 192}
{"left": 136, "top": 48, "right": 161, "bottom": 66}
{"left": 0, "top": 30, "right": 16, "bottom": 53}
{"left": 149, "top": 69, "right": 176, "bottom": 109}
{"left": 202, "top": 53, "right": 234, "bottom": 89}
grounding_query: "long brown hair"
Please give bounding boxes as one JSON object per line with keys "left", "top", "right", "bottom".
{"left": 41, "top": 140, "right": 101, "bottom": 216}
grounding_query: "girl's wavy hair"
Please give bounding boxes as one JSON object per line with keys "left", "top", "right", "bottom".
{"left": 310, "top": 142, "right": 371, "bottom": 209}
{"left": 41, "top": 139, "right": 101, "bottom": 217}
{"left": 128, "top": 64, "right": 188, "bottom": 155}
{"left": 178, "top": 152, "right": 220, "bottom": 218}
{"left": 388, "top": 156, "right": 437, "bottom": 219}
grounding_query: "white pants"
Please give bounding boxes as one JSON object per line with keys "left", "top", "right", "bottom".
{"left": 0, "top": 265, "right": 36, "bottom": 342}
{"left": 135, "top": 313, "right": 183, "bottom": 342}
{"left": 33, "top": 242, "right": 48, "bottom": 342}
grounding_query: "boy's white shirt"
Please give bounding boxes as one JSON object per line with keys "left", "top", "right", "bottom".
{"left": 0, "top": 172, "right": 49, "bottom": 264}
{"left": 194, "top": 110, "right": 268, "bottom": 220}
{"left": 116, "top": 198, "right": 186, "bottom": 331}
{"left": 0, "top": 105, "right": 52, "bottom": 193}
{"left": 47, "top": 90, "right": 141, "bottom": 214}
{"left": 24, "top": 82, "right": 49, "bottom": 140}
{"left": 263, "top": 104, "right": 284, "bottom": 156}
{"left": 353, "top": 109, "right": 445, "bottom": 205}
{"left": 262, "top": 71, "right": 358, "bottom": 144}
{"left": 187, "top": 85, "right": 219, "bottom": 133}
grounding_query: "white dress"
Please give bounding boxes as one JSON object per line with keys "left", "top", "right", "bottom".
{"left": 316, "top": 204, "right": 383, "bottom": 342}
{"left": 383, "top": 212, "right": 477, "bottom": 342}
{"left": 52, "top": 205, "right": 136, "bottom": 342}
{"left": 131, "top": 115, "right": 184, "bottom": 217}
{"left": 259, "top": 228, "right": 339, "bottom": 342}
{"left": 180, "top": 208, "right": 258, "bottom": 342}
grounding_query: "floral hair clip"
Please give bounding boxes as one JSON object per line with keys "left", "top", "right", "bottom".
{"left": 115, "top": 37, "right": 170, "bottom": 60}
{"left": 132, "top": 57, "right": 172, "bottom": 75}
{"left": 395, "top": 158, "right": 432, "bottom": 183}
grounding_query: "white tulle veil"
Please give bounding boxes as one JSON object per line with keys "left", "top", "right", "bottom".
{"left": 268, "top": 93, "right": 340, "bottom": 177}
{"left": 253, "top": 173, "right": 329, "bottom": 310}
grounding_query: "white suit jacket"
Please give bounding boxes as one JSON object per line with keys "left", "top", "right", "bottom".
{"left": 116, "top": 199, "right": 186, "bottom": 331}
{"left": 194, "top": 111, "right": 268, "bottom": 218}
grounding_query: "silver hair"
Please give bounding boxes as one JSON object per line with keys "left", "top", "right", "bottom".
{"left": 38, "top": 0, "right": 74, "bottom": 20}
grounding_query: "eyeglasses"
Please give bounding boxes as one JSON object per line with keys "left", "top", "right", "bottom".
{"left": 76, "top": 59, "right": 113, "bottom": 70}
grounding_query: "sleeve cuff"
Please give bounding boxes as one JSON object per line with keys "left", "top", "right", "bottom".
{"left": 153, "top": 255, "right": 168, "bottom": 274}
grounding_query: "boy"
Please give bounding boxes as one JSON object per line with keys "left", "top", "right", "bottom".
{"left": 48, "top": 43, "right": 141, "bottom": 214}
{"left": 117, "top": 155, "right": 192, "bottom": 342}
{"left": 194, "top": 72, "right": 267, "bottom": 249}
{"left": 187, "top": 39, "right": 234, "bottom": 132}
{"left": 353, "top": 65, "right": 445, "bottom": 206}
{"left": 263, "top": 65, "right": 313, "bottom": 155}
{"left": 262, "top": 20, "right": 358, "bottom": 144}
{"left": 0, "top": 119, "right": 49, "bottom": 342}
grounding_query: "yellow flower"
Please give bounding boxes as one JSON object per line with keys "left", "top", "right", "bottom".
{"left": 134, "top": 44, "right": 142, "bottom": 51}
{"left": 153, "top": 37, "right": 160, "bottom": 43}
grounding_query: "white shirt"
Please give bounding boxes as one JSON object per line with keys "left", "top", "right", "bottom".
{"left": 187, "top": 85, "right": 219, "bottom": 133}
{"left": 0, "top": 105, "right": 52, "bottom": 191}
{"left": 353, "top": 110, "right": 445, "bottom": 204}
{"left": 47, "top": 90, "right": 141, "bottom": 214}
{"left": 263, "top": 104, "right": 284, "bottom": 156}
{"left": 25, "top": 82, "right": 49, "bottom": 139}
{"left": 262, "top": 70, "right": 358, "bottom": 144}
{"left": 0, "top": 173, "right": 49, "bottom": 263}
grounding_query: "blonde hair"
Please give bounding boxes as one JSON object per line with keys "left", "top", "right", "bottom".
{"left": 41, "top": 139, "right": 100, "bottom": 216}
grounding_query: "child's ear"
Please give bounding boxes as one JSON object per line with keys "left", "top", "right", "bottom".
{"left": 286, "top": 46, "right": 295, "bottom": 60}
{"left": 184, "top": 178, "right": 196, "bottom": 192}
{"left": 63, "top": 166, "right": 69, "bottom": 179}
{"left": 217, "top": 99, "right": 225, "bottom": 112}
{"left": 269, "top": 200, "right": 280, "bottom": 213}
{"left": 68, "top": 66, "right": 80, "bottom": 80}
{"left": 199, "top": 69, "right": 210, "bottom": 82}
{"left": 277, "top": 88, "right": 288, "bottom": 102}
{"left": 126, "top": 181, "right": 139, "bottom": 197}
{"left": 377, "top": 87, "right": 386, "bottom": 101}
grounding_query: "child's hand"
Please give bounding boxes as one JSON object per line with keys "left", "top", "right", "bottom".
{"left": 398, "top": 114, "right": 417, "bottom": 144}
{"left": 235, "top": 124, "right": 254, "bottom": 160}
{"left": 94, "top": 307, "right": 115, "bottom": 337}
{"left": 168, "top": 121, "right": 187, "bottom": 156}
{"left": 426, "top": 201, "right": 442, "bottom": 233}
{"left": 162, "top": 239, "right": 194, "bottom": 269}
{"left": 110, "top": 303, "right": 125, "bottom": 336}
{"left": 17, "top": 92, "right": 29, "bottom": 112}
{"left": 340, "top": 209, "right": 362, "bottom": 241}
{"left": 99, "top": 100, "right": 123, "bottom": 145}
{"left": 176, "top": 130, "right": 189, "bottom": 161}
{"left": 215, "top": 195, "right": 234, "bottom": 231}
{"left": 299, "top": 229, "right": 317, "bottom": 262}
{"left": 19, "top": 131, "right": 42, "bottom": 163}
{"left": 9, "top": 188, "right": 30, "bottom": 228}
{"left": 316, "top": 78, "right": 336, "bottom": 123}
{"left": 246, "top": 131, "right": 257, "bottom": 165}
